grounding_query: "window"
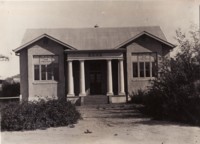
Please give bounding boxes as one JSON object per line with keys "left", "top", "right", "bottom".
{"left": 132, "top": 53, "right": 157, "bottom": 78}
{"left": 33, "top": 55, "right": 59, "bottom": 81}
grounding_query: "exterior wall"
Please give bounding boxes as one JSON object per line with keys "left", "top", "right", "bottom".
{"left": 126, "top": 36, "right": 170, "bottom": 95}
{"left": 20, "top": 49, "right": 29, "bottom": 101}
{"left": 25, "top": 38, "right": 66, "bottom": 101}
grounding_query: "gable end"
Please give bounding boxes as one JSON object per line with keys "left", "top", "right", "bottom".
{"left": 13, "top": 34, "right": 77, "bottom": 54}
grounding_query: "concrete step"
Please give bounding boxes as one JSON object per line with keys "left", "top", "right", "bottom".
{"left": 83, "top": 95, "right": 108, "bottom": 105}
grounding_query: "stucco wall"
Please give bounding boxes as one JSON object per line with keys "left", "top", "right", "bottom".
{"left": 20, "top": 49, "right": 29, "bottom": 101}
{"left": 126, "top": 36, "right": 170, "bottom": 95}
{"left": 24, "top": 38, "right": 66, "bottom": 101}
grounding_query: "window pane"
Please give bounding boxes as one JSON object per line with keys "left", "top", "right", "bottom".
{"left": 40, "top": 56, "right": 53, "bottom": 65}
{"left": 47, "top": 64, "right": 53, "bottom": 80}
{"left": 34, "top": 65, "right": 40, "bottom": 80}
{"left": 33, "top": 55, "right": 59, "bottom": 81}
{"left": 138, "top": 54, "right": 145, "bottom": 61}
{"left": 41, "top": 65, "right": 46, "bottom": 80}
{"left": 133, "top": 63, "right": 138, "bottom": 77}
{"left": 53, "top": 64, "right": 59, "bottom": 81}
{"left": 33, "top": 56, "right": 40, "bottom": 64}
{"left": 152, "top": 62, "right": 157, "bottom": 77}
{"left": 144, "top": 54, "right": 150, "bottom": 61}
{"left": 139, "top": 62, "right": 144, "bottom": 77}
{"left": 132, "top": 55, "right": 137, "bottom": 61}
{"left": 150, "top": 53, "right": 157, "bottom": 62}
{"left": 145, "top": 62, "right": 150, "bottom": 77}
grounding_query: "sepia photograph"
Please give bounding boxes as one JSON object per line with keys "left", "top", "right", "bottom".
{"left": 0, "top": 0, "right": 200, "bottom": 144}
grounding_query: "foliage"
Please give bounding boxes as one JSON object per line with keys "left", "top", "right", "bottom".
{"left": 1, "top": 99, "right": 81, "bottom": 131}
{"left": 1, "top": 81, "right": 20, "bottom": 97}
{"left": 130, "top": 90, "right": 147, "bottom": 104}
{"left": 0, "top": 54, "right": 9, "bottom": 61}
{"left": 132, "top": 26, "right": 200, "bottom": 125}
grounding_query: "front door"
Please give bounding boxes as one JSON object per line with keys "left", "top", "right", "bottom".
{"left": 90, "top": 72, "right": 102, "bottom": 94}
{"left": 89, "top": 61, "right": 102, "bottom": 95}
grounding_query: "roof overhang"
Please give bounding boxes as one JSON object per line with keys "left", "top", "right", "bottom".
{"left": 13, "top": 33, "right": 77, "bottom": 54}
{"left": 114, "top": 31, "right": 176, "bottom": 49}
{"left": 65, "top": 49, "right": 125, "bottom": 54}
{"left": 66, "top": 49, "right": 125, "bottom": 61}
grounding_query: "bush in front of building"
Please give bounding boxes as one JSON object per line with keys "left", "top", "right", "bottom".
{"left": 132, "top": 70, "right": 200, "bottom": 125}
{"left": 1, "top": 99, "right": 81, "bottom": 131}
{"left": 131, "top": 27, "right": 200, "bottom": 125}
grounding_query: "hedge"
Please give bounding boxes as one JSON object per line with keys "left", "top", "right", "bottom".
{"left": 1, "top": 99, "right": 81, "bottom": 131}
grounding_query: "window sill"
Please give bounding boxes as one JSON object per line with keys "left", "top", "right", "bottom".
{"left": 33, "top": 81, "right": 59, "bottom": 84}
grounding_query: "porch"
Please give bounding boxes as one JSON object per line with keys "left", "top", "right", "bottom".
{"left": 65, "top": 50, "right": 127, "bottom": 104}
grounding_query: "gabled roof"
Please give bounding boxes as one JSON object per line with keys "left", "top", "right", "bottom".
{"left": 13, "top": 33, "right": 76, "bottom": 53}
{"left": 114, "top": 31, "right": 176, "bottom": 49}
{"left": 14, "top": 26, "right": 175, "bottom": 53}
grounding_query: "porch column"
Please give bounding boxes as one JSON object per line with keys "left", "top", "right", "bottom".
{"left": 118, "top": 59, "right": 125, "bottom": 95}
{"left": 107, "top": 59, "right": 113, "bottom": 96}
{"left": 79, "top": 60, "right": 86, "bottom": 96}
{"left": 67, "top": 60, "right": 74, "bottom": 96}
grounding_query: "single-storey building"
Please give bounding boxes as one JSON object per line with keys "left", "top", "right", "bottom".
{"left": 13, "top": 26, "right": 175, "bottom": 104}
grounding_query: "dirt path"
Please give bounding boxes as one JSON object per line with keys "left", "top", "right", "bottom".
{"left": 1, "top": 104, "right": 200, "bottom": 144}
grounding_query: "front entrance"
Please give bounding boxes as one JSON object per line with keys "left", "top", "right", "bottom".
{"left": 89, "top": 61, "right": 102, "bottom": 95}
{"left": 90, "top": 72, "right": 102, "bottom": 94}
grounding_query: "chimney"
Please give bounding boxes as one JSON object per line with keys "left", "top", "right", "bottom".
{"left": 94, "top": 24, "right": 99, "bottom": 28}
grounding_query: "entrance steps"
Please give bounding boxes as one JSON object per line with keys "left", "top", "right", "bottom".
{"left": 83, "top": 95, "right": 108, "bottom": 105}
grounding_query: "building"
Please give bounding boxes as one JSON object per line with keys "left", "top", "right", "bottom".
{"left": 13, "top": 26, "right": 175, "bottom": 104}
{"left": 5, "top": 74, "right": 20, "bottom": 84}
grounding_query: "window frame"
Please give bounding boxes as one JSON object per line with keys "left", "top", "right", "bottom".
{"left": 132, "top": 52, "right": 157, "bottom": 79}
{"left": 33, "top": 55, "right": 59, "bottom": 82}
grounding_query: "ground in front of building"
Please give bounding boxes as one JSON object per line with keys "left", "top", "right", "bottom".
{"left": 1, "top": 104, "right": 200, "bottom": 144}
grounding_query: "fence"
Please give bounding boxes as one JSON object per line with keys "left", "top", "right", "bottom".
{"left": 0, "top": 96, "right": 20, "bottom": 106}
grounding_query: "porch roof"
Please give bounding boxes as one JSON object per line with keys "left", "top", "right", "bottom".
{"left": 65, "top": 49, "right": 126, "bottom": 53}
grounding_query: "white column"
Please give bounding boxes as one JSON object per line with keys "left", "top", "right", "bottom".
{"left": 107, "top": 59, "right": 113, "bottom": 96}
{"left": 79, "top": 60, "right": 86, "bottom": 96}
{"left": 118, "top": 59, "right": 125, "bottom": 95}
{"left": 19, "top": 94, "right": 22, "bottom": 104}
{"left": 67, "top": 60, "right": 74, "bottom": 96}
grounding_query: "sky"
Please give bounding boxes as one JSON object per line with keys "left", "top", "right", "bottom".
{"left": 0, "top": 0, "right": 199, "bottom": 78}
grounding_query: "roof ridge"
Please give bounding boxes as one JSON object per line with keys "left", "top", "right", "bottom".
{"left": 14, "top": 26, "right": 173, "bottom": 53}
{"left": 26, "top": 26, "right": 161, "bottom": 30}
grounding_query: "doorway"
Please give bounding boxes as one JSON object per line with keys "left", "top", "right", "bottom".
{"left": 89, "top": 61, "right": 102, "bottom": 95}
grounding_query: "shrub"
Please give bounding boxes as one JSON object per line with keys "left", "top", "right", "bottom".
{"left": 130, "top": 90, "right": 147, "bottom": 104}
{"left": 131, "top": 27, "right": 200, "bottom": 125}
{"left": 1, "top": 82, "right": 20, "bottom": 97}
{"left": 1, "top": 99, "right": 81, "bottom": 131}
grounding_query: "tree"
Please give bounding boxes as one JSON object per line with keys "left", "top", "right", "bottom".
{"left": 0, "top": 54, "right": 9, "bottom": 61}
{"left": 138, "top": 26, "right": 200, "bottom": 125}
